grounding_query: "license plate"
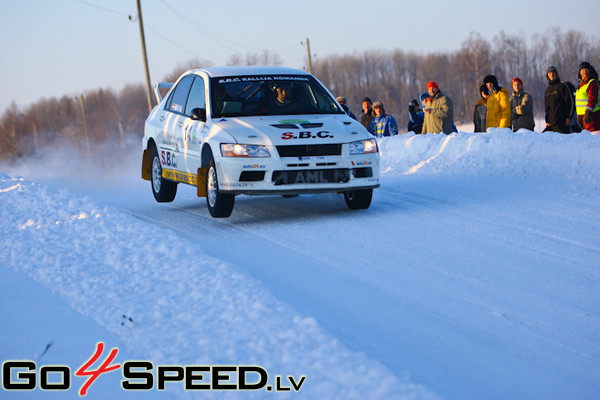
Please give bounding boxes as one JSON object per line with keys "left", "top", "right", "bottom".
{"left": 272, "top": 169, "right": 350, "bottom": 185}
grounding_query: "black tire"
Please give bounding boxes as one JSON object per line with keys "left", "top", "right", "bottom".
{"left": 150, "top": 146, "right": 177, "bottom": 202}
{"left": 206, "top": 156, "right": 235, "bottom": 218}
{"left": 343, "top": 189, "right": 373, "bottom": 210}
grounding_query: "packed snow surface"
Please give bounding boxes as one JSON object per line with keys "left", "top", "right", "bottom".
{"left": 1, "top": 128, "right": 599, "bottom": 399}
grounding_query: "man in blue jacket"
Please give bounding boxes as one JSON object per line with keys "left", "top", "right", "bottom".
{"left": 369, "top": 101, "right": 398, "bottom": 137}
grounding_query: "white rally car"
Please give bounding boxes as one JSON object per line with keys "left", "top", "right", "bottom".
{"left": 141, "top": 66, "right": 379, "bottom": 218}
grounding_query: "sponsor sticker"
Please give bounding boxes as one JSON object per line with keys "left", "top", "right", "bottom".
{"left": 162, "top": 169, "right": 197, "bottom": 185}
{"left": 351, "top": 160, "right": 372, "bottom": 166}
{"left": 281, "top": 131, "right": 333, "bottom": 140}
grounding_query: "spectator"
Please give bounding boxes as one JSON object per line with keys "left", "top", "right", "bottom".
{"left": 421, "top": 81, "right": 454, "bottom": 134}
{"left": 420, "top": 92, "right": 430, "bottom": 109}
{"left": 575, "top": 61, "right": 600, "bottom": 132}
{"left": 510, "top": 77, "right": 535, "bottom": 131}
{"left": 408, "top": 99, "right": 424, "bottom": 134}
{"left": 473, "top": 84, "right": 488, "bottom": 132}
{"left": 369, "top": 101, "right": 399, "bottom": 137}
{"left": 483, "top": 75, "right": 511, "bottom": 129}
{"left": 336, "top": 96, "right": 357, "bottom": 120}
{"left": 360, "top": 97, "right": 375, "bottom": 131}
{"left": 544, "top": 66, "right": 573, "bottom": 133}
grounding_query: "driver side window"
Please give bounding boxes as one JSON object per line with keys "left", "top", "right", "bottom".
{"left": 185, "top": 78, "right": 206, "bottom": 115}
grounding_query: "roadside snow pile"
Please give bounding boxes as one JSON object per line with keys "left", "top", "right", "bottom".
{"left": 0, "top": 172, "right": 436, "bottom": 400}
{"left": 380, "top": 129, "right": 600, "bottom": 179}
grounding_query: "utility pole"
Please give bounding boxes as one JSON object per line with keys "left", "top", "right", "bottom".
{"left": 136, "top": 0, "right": 153, "bottom": 112}
{"left": 79, "top": 94, "right": 92, "bottom": 159}
{"left": 305, "top": 38, "right": 313, "bottom": 74}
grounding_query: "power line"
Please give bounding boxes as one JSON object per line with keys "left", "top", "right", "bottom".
{"left": 74, "top": 0, "right": 131, "bottom": 17}
{"left": 158, "top": 0, "right": 250, "bottom": 54}
{"left": 157, "top": 1, "right": 303, "bottom": 65}
{"left": 275, "top": 43, "right": 304, "bottom": 53}
{"left": 74, "top": 1, "right": 199, "bottom": 59}
{"left": 145, "top": 25, "right": 200, "bottom": 58}
{"left": 74, "top": 0, "right": 301, "bottom": 65}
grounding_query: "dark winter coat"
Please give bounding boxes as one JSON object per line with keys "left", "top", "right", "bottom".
{"left": 473, "top": 98, "right": 487, "bottom": 132}
{"left": 360, "top": 111, "right": 375, "bottom": 131}
{"left": 510, "top": 90, "right": 535, "bottom": 131}
{"left": 545, "top": 78, "right": 573, "bottom": 133}
{"left": 408, "top": 109, "right": 424, "bottom": 134}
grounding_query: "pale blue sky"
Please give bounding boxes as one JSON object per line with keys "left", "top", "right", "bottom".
{"left": 1, "top": 0, "right": 597, "bottom": 111}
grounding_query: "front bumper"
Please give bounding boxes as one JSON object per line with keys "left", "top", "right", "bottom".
{"left": 216, "top": 151, "right": 380, "bottom": 195}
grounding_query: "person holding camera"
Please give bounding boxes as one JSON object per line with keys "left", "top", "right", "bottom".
{"left": 421, "top": 81, "right": 454, "bottom": 134}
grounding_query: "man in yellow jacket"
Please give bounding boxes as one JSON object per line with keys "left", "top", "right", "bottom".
{"left": 483, "top": 75, "right": 511, "bottom": 129}
{"left": 576, "top": 61, "right": 600, "bottom": 132}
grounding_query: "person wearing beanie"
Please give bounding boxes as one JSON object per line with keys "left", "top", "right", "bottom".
{"left": 336, "top": 96, "right": 357, "bottom": 120}
{"left": 510, "top": 77, "right": 535, "bottom": 131}
{"left": 544, "top": 66, "right": 574, "bottom": 133}
{"left": 360, "top": 97, "right": 375, "bottom": 131}
{"left": 421, "top": 81, "right": 454, "bottom": 134}
{"left": 483, "top": 74, "right": 511, "bottom": 129}
{"left": 420, "top": 92, "right": 429, "bottom": 104}
{"left": 575, "top": 61, "right": 600, "bottom": 132}
{"left": 368, "top": 101, "right": 399, "bottom": 137}
{"left": 473, "top": 84, "right": 489, "bottom": 132}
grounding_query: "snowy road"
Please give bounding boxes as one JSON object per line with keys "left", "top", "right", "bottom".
{"left": 120, "top": 173, "right": 600, "bottom": 400}
{"left": 2, "top": 131, "right": 600, "bottom": 400}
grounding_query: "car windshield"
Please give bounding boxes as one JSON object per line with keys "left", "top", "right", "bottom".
{"left": 210, "top": 75, "right": 344, "bottom": 118}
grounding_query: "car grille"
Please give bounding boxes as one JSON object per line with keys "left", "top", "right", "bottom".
{"left": 276, "top": 144, "right": 342, "bottom": 157}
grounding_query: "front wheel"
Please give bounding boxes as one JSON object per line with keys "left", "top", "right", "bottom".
{"left": 151, "top": 146, "right": 177, "bottom": 202}
{"left": 343, "top": 189, "right": 373, "bottom": 210}
{"left": 206, "top": 157, "right": 235, "bottom": 218}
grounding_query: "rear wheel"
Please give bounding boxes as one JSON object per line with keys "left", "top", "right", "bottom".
{"left": 343, "top": 189, "right": 373, "bottom": 210}
{"left": 206, "top": 156, "right": 235, "bottom": 218}
{"left": 151, "top": 146, "right": 177, "bottom": 202}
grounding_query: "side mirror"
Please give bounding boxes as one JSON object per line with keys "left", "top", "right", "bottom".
{"left": 190, "top": 108, "right": 207, "bottom": 122}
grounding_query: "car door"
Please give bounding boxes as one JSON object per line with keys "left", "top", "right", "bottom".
{"left": 180, "top": 76, "right": 208, "bottom": 173}
{"left": 161, "top": 75, "right": 194, "bottom": 173}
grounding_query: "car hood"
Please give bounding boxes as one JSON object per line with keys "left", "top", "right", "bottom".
{"left": 211, "top": 115, "right": 370, "bottom": 146}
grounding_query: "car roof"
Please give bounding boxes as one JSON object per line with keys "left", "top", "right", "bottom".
{"left": 188, "top": 66, "right": 310, "bottom": 78}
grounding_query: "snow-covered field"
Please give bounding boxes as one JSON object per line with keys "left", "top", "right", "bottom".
{"left": 1, "top": 128, "right": 599, "bottom": 400}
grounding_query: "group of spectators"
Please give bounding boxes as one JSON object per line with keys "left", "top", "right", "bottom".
{"left": 338, "top": 61, "right": 600, "bottom": 136}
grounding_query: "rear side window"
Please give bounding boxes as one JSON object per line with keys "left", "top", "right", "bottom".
{"left": 165, "top": 76, "right": 194, "bottom": 114}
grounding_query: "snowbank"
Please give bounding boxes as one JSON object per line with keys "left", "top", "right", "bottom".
{"left": 380, "top": 129, "right": 600, "bottom": 180}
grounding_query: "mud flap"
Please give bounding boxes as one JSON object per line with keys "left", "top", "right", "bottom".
{"left": 197, "top": 167, "right": 207, "bottom": 197}
{"left": 141, "top": 149, "right": 152, "bottom": 181}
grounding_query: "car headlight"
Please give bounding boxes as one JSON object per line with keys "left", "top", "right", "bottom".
{"left": 349, "top": 139, "right": 378, "bottom": 155}
{"left": 220, "top": 143, "right": 271, "bottom": 158}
